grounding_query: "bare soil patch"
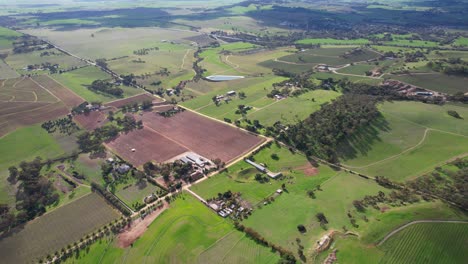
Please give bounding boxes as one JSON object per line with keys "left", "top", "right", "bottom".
{"left": 140, "top": 111, "right": 265, "bottom": 163}
{"left": 32, "top": 75, "right": 85, "bottom": 108}
{"left": 117, "top": 203, "right": 168, "bottom": 248}
{"left": 106, "top": 127, "right": 188, "bottom": 167}
{"left": 295, "top": 163, "right": 319, "bottom": 176}
{"left": 74, "top": 111, "right": 107, "bottom": 130}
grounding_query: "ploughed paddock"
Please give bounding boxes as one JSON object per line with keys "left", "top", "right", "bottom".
{"left": 106, "top": 110, "right": 265, "bottom": 167}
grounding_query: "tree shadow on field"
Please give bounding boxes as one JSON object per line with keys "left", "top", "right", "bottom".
{"left": 337, "top": 115, "right": 391, "bottom": 161}
{"left": 136, "top": 180, "right": 147, "bottom": 190}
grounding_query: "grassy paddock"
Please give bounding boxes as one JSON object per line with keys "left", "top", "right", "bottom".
{"left": 390, "top": 73, "right": 467, "bottom": 94}
{"left": 339, "top": 101, "right": 468, "bottom": 181}
{"left": 52, "top": 66, "right": 143, "bottom": 102}
{"left": 68, "top": 194, "right": 279, "bottom": 263}
{"left": 296, "top": 38, "right": 370, "bottom": 45}
{"left": 0, "top": 125, "right": 66, "bottom": 203}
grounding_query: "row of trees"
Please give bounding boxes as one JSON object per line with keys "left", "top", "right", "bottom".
{"left": 91, "top": 183, "right": 132, "bottom": 216}
{"left": 407, "top": 158, "right": 467, "bottom": 209}
{"left": 234, "top": 222, "right": 296, "bottom": 264}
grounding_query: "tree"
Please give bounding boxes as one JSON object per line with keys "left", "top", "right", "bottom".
{"left": 297, "top": 224, "right": 306, "bottom": 233}
{"left": 448, "top": 110, "right": 462, "bottom": 119}
{"left": 7, "top": 166, "right": 18, "bottom": 184}
{"left": 316, "top": 212, "right": 328, "bottom": 224}
{"left": 271, "top": 153, "right": 279, "bottom": 160}
{"left": 352, "top": 200, "right": 366, "bottom": 212}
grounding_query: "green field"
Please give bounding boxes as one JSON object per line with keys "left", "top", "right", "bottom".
{"left": 191, "top": 143, "right": 388, "bottom": 255}
{"left": 200, "top": 42, "right": 258, "bottom": 76}
{"left": 23, "top": 27, "right": 200, "bottom": 60}
{"left": 296, "top": 38, "right": 370, "bottom": 45}
{"left": 454, "top": 37, "right": 468, "bottom": 46}
{"left": 379, "top": 223, "right": 468, "bottom": 264}
{"left": 243, "top": 171, "right": 385, "bottom": 254}
{"left": 5, "top": 48, "right": 86, "bottom": 73}
{"left": 312, "top": 72, "right": 383, "bottom": 85}
{"left": 0, "top": 192, "right": 119, "bottom": 264}
{"left": 114, "top": 177, "right": 165, "bottom": 210}
{"left": 52, "top": 66, "right": 143, "bottom": 102}
{"left": 337, "top": 63, "right": 376, "bottom": 75}
{"left": 390, "top": 73, "right": 467, "bottom": 94}
{"left": 67, "top": 194, "right": 279, "bottom": 263}
{"left": 277, "top": 47, "right": 380, "bottom": 67}
{"left": 316, "top": 201, "right": 468, "bottom": 263}
{"left": 0, "top": 125, "right": 66, "bottom": 203}
{"left": 339, "top": 101, "right": 468, "bottom": 181}
{"left": 247, "top": 89, "right": 341, "bottom": 126}
{"left": 0, "top": 26, "right": 21, "bottom": 50}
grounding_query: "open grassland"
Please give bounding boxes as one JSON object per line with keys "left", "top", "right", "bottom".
{"left": 225, "top": 47, "right": 293, "bottom": 75}
{"left": 337, "top": 63, "right": 376, "bottom": 75}
{"left": 243, "top": 171, "right": 385, "bottom": 254}
{"left": 454, "top": 37, "right": 468, "bottom": 46}
{"left": 191, "top": 142, "right": 388, "bottom": 256}
{"left": 183, "top": 76, "right": 288, "bottom": 121}
{"left": 107, "top": 42, "right": 194, "bottom": 82}
{"left": 200, "top": 42, "right": 258, "bottom": 76}
{"left": 312, "top": 72, "right": 383, "bottom": 85}
{"left": 190, "top": 143, "right": 311, "bottom": 204}
{"left": 339, "top": 101, "right": 468, "bottom": 181}
{"left": 0, "top": 26, "right": 21, "bottom": 50}
{"left": 23, "top": 27, "right": 200, "bottom": 60}
{"left": 296, "top": 38, "right": 370, "bottom": 45}
{"left": 390, "top": 73, "right": 467, "bottom": 94}
{"left": 247, "top": 89, "right": 341, "bottom": 126}
{"left": 371, "top": 45, "right": 422, "bottom": 53}
{"left": 379, "top": 223, "right": 468, "bottom": 264}
{"left": 277, "top": 47, "right": 380, "bottom": 66}
{"left": 383, "top": 39, "right": 439, "bottom": 47}
{"left": 67, "top": 194, "right": 279, "bottom": 263}
{"left": 0, "top": 125, "right": 66, "bottom": 203}
{"left": 5, "top": 48, "right": 86, "bottom": 74}
{"left": 198, "top": 231, "right": 280, "bottom": 264}
{"left": 0, "top": 192, "right": 119, "bottom": 264}
{"left": 52, "top": 66, "right": 143, "bottom": 103}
